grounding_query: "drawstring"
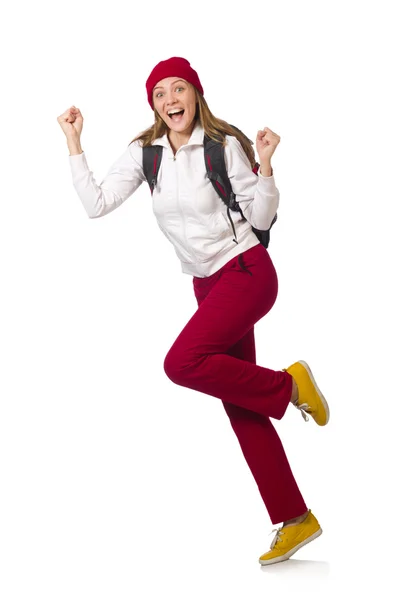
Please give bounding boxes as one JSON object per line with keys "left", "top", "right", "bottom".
{"left": 226, "top": 207, "right": 252, "bottom": 276}
{"left": 227, "top": 206, "right": 238, "bottom": 245}
{"left": 238, "top": 254, "right": 253, "bottom": 276}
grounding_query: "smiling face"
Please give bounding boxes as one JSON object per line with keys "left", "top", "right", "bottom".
{"left": 152, "top": 77, "right": 197, "bottom": 137}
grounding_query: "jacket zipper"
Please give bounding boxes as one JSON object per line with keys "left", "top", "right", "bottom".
{"left": 172, "top": 151, "right": 190, "bottom": 260}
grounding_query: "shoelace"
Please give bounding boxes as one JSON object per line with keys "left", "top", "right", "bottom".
{"left": 269, "top": 527, "right": 284, "bottom": 549}
{"left": 293, "top": 399, "right": 311, "bottom": 422}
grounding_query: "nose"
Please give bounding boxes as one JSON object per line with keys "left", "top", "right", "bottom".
{"left": 165, "top": 91, "right": 178, "bottom": 106}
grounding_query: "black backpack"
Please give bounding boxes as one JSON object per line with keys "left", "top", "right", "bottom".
{"left": 141, "top": 125, "right": 277, "bottom": 249}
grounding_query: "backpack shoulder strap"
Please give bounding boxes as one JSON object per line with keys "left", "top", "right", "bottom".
{"left": 203, "top": 129, "right": 277, "bottom": 242}
{"left": 142, "top": 145, "right": 163, "bottom": 194}
{"left": 225, "top": 125, "right": 277, "bottom": 230}
{"left": 203, "top": 134, "right": 239, "bottom": 210}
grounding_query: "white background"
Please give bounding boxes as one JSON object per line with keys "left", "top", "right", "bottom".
{"left": 1, "top": 0, "right": 396, "bottom": 598}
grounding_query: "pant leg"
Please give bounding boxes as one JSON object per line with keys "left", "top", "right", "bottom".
{"left": 163, "top": 244, "right": 292, "bottom": 419}
{"left": 223, "top": 328, "right": 307, "bottom": 524}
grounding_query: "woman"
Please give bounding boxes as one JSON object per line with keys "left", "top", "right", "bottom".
{"left": 57, "top": 56, "right": 329, "bottom": 566}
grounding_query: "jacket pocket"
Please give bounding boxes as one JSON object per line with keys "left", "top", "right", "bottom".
{"left": 186, "top": 212, "right": 231, "bottom": 264}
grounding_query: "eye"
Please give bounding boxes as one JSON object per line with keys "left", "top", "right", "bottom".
{"left": 155, "top": 86, "right": 183, "bottom": 99}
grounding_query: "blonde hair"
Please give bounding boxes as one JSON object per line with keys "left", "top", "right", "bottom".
{"left": 129, "top": 87, "right": 256, "bottom": 168}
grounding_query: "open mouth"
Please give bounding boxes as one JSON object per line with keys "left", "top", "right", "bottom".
{"left": 168, "top": 109, "right": 185, "bottom": 121}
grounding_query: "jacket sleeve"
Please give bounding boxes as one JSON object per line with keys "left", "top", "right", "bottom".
{"left": 68, "top": 140, "right": 146, "bottom": 218}
{"left": 223, "top": 135, "right": 280, "bottom": 231}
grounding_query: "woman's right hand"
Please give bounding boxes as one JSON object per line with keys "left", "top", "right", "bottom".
{"left": 57, "top": 106, "right": 84, "bottom": 140}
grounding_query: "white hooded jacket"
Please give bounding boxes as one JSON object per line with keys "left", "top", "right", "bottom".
{"left": 68, "top": 121, "right": 280, "bottom": 278}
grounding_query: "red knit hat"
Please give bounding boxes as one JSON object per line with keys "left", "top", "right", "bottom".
{"left": 146, "top": 57, "right": 204, "bottom": 110}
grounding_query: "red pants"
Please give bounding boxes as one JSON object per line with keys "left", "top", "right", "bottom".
{"left": 164, "top": 243, "right": 307, "bottom": 524}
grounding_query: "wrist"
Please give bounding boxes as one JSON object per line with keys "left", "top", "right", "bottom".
{"left": 259, "top": 163, "right": 273, "bottom": 177}
{"left": 67, "top": 137, "right": 83, "bottom": 155}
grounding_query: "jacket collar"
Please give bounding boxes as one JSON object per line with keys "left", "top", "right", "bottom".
{"left": 151, "top": 121, "right": 204, "bottom": 149}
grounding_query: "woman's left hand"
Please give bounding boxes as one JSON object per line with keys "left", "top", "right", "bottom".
{"left": 256, "top": 127, "right": 281, "bottom": 163}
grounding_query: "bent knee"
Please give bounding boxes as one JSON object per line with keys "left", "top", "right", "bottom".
{"left": 163, "top": 350, "right": 183, "bottom": 384}
{"left": 164, "top": 348, "right": 196, "bottom": 385}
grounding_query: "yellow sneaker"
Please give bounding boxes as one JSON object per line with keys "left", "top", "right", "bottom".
{"left": 259, "top": 510, "right": 322, "bottom": 565}
{"left": 283, "top": 360, "right": 330, "bottom": 426}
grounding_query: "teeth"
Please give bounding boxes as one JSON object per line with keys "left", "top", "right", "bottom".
{"left": 168, "top": 109, "right": 183, "bottom": 115}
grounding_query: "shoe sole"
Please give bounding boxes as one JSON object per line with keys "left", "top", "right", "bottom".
{"left": 298, "top": 360, "right": 330, "bottom": 425}
{"left": 258, "top": 527, "right": 323, "bottom": 565}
